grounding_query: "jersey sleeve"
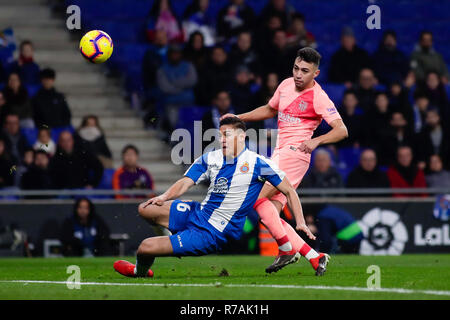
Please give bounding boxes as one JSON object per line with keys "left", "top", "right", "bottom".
{"left": 257, "top": 156, "right": 286, "bottom": 187}
{"left": 268, "top": 82, "right": 282, "bottom": 110}
{"left": 314, "top": 90, "right": 342, "bottom": 124}
{"left": 184, "top": 153, "right": 209, "bottom": 184}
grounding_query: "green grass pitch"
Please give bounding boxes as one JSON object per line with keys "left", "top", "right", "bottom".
{"left": 0, "top": 254, "right": 449, "bottom": 300}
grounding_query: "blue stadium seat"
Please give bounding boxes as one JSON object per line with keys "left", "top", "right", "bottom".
{"left": 321, "top": 83, "right": 347, "bottom": 104}
{"left": 26, "top": 84, "right": 41, "bottom": 97}
{"left": 97, "top": 168, "right": 115, "bottom": 189}
{"left": 20, "top": 127, "right": 38, "bottom": 146}
{"left": 338, "top": 147, "right": 362, "bottom": 171}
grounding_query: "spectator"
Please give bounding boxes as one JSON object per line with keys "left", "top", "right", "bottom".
{"left": 261, "top": 29, "right": 297, "bottom": 80}
{"left": 183, "top": 31, "right": 209, "bottom": 72}
{"left": 196, "top": 46, "right": 232, "bottom": 105}
{"left": 255, "top": 72, "right": 279, "bottom": 131}
{"left": 328, "top": 27, "right": 371, "bottom": 86}
{"left": 49, "top": 131, "right": 103, "bottom": 189}
{"left": 425, "top": 154, "right": 450, "bottom": 188}
{"left": 1, "top": 72, "right": 34, "bottom": 128}
{"left": 254, "top": 12, "right": 283, "bottom": 53}
{"left": 9, "top": 40, "right": 40, "bottom": 85}
{"left": 32, "top": 68, "right": 71, "bottom": 129}
{"left": 20, "top": 150, "right": 54, "bottom": 194}
{"left": 33, "top": 127, "right": 56, "bottom": 156}
{"left": 286, "top": 13, "right": 316, "bottom": 49}
{"left": 410, "top": 31, "right": 449, "bottom": 84}
{"left": 228, "top": 65, "right": 256, "bottom": 115}
{"left": 157, "top": 44, "right": 197, "bottom": 131}
{"left": 0, "top": 113, "right": 29, "bottom": 163}
{"left": 362, "top": 92, "right": 391, "bottom": 150}
{"left": 13, "top": 147, "right": 33, "bottom": 187}
{"left": 0, "top": 138, "right": 14, "bottom": 188}
{"left": 217, "top": 0, "right": 255, "bottom": 41}
{"left": 201, "top": 90, "right": 235, "bottom": 151}
{"left": 337, "top": 90, "right": 363, "bottom": 147}
{"left": 259, "top": 0, "right": 297, "bottom": 31}
{"left": 146, "top": 0, "right": 183, "bottom": 43}
{"left": 387, "top": 145, "right": 427, "bottom": 197}
{"left": 372, "top": 30, "right": 409, "bottom": 86}
{"left": 229, "top": 30, "right": 262, "bottom": 78}
{"left": 301, "top": 149, "right": 344, "bottom": 189}
{"left": 420, "top": 71, "right": 448, "bottom": 113}
{"left": 353, "top": 68, "right": 378, "bottom": 113}
{"left": 60, "top": 197, "right": 111, "bottom": 257}
{"left": 411, "top": 91, "right": 430, "bottom": 133}
{"left": 379, "top": 112, "right": 415, "bottom": 166}
{"left": 112, "top": 145, "right": 155, "bottom": 199}
{"left": 346, "top": 149, "right": 390, "bottom": 190}
{"left": 415, "top": 108, "right": 450, "bottom": 167}
{"left": 316, "top": 205, "right": 364, "bottom": 254}
{"left": 202, "top": 90, "right": 234, "bottom": 132}
{"left": 142, "top": 29, "right": 169, "bottom": 92}
{"left": 0, "top": 91, "right": 6, "bottom": 125}
{"left": 388, "top": 81, "right": 413, "bottom": 128}
{"left": 75, "top": 115, "right": 113, "bottom": 169}
{"left": 182, "top": 0, "right": 215, "bottom": 46}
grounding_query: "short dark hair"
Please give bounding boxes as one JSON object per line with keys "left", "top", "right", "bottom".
{"left": 40, "top": 68, "right": 56, "bottom": 80}
{"left": 296, "top": 47, "right": 321, "bottom": 67}
{"left": 19, "top": 40, "right": 33, "bottom": 51}
{"left": 34, "top": 149, "right": 50, "bottom": 158}
{"left": 219, "top": 117, "right": 246, "bottom": 131}
{"left": 122, "top": 144, "right": 139, "bottom": 156}
{"left": 419, "top": 30, "right": 433, "bottom": 40}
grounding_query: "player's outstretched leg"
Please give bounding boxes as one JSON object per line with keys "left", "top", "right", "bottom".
{"left": 114, "top": 236, "right": 173, "bottom": 278}
{"left": 254, "top": 198, "right": 299, "bottom": 273}
{"left": 280, "top": 218, "right": 330, "bottom": 276}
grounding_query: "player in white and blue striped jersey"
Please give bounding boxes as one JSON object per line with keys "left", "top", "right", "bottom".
{"left": 113, "top": 117, "right": 315, "bottom": 278}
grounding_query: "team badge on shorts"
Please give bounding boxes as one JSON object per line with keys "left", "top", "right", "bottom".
{"left": 240, "top": 161, "right": 250, "bottom": 173}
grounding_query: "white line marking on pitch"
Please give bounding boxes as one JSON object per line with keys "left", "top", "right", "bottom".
{"left": 1, "top": 280, "right": 450, "bottom": 297}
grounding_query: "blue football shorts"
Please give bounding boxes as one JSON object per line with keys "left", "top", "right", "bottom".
{"left": 168, "top": 200, "right": 224, "bottom": 256}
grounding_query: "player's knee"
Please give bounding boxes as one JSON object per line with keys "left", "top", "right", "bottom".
{"left": 138, "top": 203, "right": 157, "bottom": 222}
{"left": 137, "top": 238, "right": 156, "bottom": 255}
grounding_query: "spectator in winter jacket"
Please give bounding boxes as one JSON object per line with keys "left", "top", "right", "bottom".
{"left": 60, "top": 197, "right": 111, "bottom": 257}
{"left": 346, "top": 149, "right": 390, "bottom": 192}
{"left": 301, "top": 149, "right": 344, "bottom": 190}
{"left": 20, "top": 150, "right": 54, "bottom": 195}
{"left": 112, "top": 145, "right": 155, "bottom": 199}
{"left": 387, "top": 145, "right": 428, "bottom": 197}
{"left": 49, "top": 131, "right": 103, "bottom": 189}
{"left": 32, "top": 68, "right": 71, "bottom": 129}
{"left": 9, "top": 40, "right": 40, "bottom": 85}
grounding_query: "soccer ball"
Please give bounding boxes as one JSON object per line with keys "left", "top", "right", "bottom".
{"left": 79, "top": 30, "right": 113, "bottom": 64}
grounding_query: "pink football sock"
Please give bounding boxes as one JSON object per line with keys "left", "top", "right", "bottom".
{"left": 254, "top": 198, "right": 292, "bottom": 252}
{"left": 280, "top": 218, "right": 306, "bottom": 252}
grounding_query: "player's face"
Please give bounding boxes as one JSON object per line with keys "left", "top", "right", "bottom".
{"left": 219, "top": 125, "right": 245, "bottom": 158}
{"left": 292, "top": 58, "right": 319, "bottom": 90}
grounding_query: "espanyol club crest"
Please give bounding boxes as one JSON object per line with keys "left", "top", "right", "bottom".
{"left": 240, "top": 161, "right": 249, "bottom": 173}
{"left": 298, "top": 100, "right": 308, "bottom": 111}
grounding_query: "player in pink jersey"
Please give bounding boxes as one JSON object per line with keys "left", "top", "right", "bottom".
{"left": 221, "top": 47, "right": 348, "bottom": 275}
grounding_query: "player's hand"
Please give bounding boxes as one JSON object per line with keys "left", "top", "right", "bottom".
{"left": 299, "top": 139, "right": 320, "bottom": 154}
{"left": 143, "top": 194, "right": 167, "bottom": 208}
{"left": 296, "top": 223, "right": 316, "bottom": 240}
{"left": 219, "top": 113, "right": 238, "bottom": 121}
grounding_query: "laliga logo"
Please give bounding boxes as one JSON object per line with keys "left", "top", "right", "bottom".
{"left": 359, "top": 208, "right": 408, "bottom": 255}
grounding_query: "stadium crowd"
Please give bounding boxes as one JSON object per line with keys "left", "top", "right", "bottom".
{"left": 0, "top": 0, "right": 450, "bottom": 199}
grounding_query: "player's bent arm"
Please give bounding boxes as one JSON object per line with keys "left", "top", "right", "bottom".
{"left": 143, "top": 177, "right": 194, "bottom": 207}
{"left": 221, "top": 104, "right": 277, "bottom": 122}
{"left": 273, "top": 177, "right": 316, "bottom": 240}
{"left": 316, "top": 119, "right": 348, "bottom": 145}
{"left": 299, "top": 119, "right": 349, "bottom": 154}
{"left": 238, "top": 104, "right": 278, "bottom": 122}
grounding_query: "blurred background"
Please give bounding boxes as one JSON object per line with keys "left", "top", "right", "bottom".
{"left": 0, "top": 0, "right": 449, "bottom": 258}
